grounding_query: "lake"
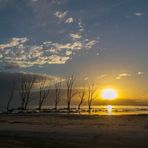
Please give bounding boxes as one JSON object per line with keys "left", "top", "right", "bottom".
{"left": 1, "top": 105, "right": 148, "bottom": 115}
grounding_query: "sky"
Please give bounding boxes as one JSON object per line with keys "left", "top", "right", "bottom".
{"left": 0, "top": 0, "right": 148, "bottom": 103}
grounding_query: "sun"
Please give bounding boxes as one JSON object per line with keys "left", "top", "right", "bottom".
{"left": 101, "top": 88, "right": 118, "bottom": 100}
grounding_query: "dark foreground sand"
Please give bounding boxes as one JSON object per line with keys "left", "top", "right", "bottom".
{"left": 0, "top": 113, "right": 148, "bottom": 148}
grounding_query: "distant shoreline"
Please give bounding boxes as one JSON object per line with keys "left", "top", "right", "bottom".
{"left": 1, "top": 105, "right": 148, "bottom": 115}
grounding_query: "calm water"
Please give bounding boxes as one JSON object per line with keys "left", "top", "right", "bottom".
{"left": 1, "top": 105, "right": 148, "bottom": 115}
{"left": 80, "top": 105, "right": 148, "bottom": 115}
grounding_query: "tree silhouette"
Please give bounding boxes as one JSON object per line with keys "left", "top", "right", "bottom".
{"left": 87, "top": 82, "right": 96, "bottom": 111}
{"left": 66, "top": 74, "right": 77, "bottom": 111}
{"left": 20, "top": 75, "right": 36, "bottom": 111}
{"left": 54, "top": 80, "right": 62, "bottom": 111}
{"left": 7, "top": 81, "right": 16, "bottom": 112}
{"left": 38, "top": 78, "right": 50, "bottom": 111}
{"left": 78, "top": 89, "right": 85, "bottom": 111}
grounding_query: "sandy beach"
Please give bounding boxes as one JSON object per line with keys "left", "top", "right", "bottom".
{"left": 0, "top": 114, "right": 148, "bottom": 148}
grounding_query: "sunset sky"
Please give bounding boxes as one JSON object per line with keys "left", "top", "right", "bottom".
{"left": 0, "top": 0, "right": 148, "bottom": 102}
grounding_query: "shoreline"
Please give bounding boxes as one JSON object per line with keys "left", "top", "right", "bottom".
{"left": 1, "top": 111, "right": 148, "bottom": 116}
{"left": 0, "top": 113, "right": 148, "bottom": 148}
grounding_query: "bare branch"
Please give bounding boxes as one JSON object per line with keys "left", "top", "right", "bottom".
{"left": 87, "top": 82, "right": 96, "bottom": 111}
{"left": 20, "top": 75, "right": 36, "bottom": 111}
{"left": 78, "top": 89, "right": 85, "bottom": 111}
{"left": 66, "top": 74, "right": 76, "bottom": 111}
{"left": 7, "top": 81, "right": 16, "bottom": 112}
{"left": 38, "top": 78, "right": 50, "bottom": 111}
{"left": 54, "top": 80, "right": 62, "bottom": 111}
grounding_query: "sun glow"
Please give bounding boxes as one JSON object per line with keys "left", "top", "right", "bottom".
{"left": 106, "top": 105, "right": 113, "bottom": 114}
{"left": 101, "top": 88, "right": 118, "bottom": 100}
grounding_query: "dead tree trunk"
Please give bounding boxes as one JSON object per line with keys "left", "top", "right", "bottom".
{"left": 38, "top": 79, "right": 50, "bottom": 111}
{"left": 87, "top": 82, "right": 96, "bottom": 111}
{"left": 7, "top": 81, "right": 16, "bottom": 112}
{"left": 20, "top": 76, "right": 26, "bottom": 111}
{"left": 20, "top": 75, "right": 36, "bottom": 111}
{"left": 54, "top": 80, "right": 62, "bottom": 111}
{"left": 78, "top": 89, "right": 85, "bottom": 111}
{"left": 66, "top": 74, "right": 76, "bottom": 111}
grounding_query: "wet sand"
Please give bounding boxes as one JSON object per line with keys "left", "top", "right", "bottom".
{"left": 0, "top": 113, "right": 148, "bottom": 148}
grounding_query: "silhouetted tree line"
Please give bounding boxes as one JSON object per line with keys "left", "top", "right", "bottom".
{"left": 6, "top": 74, "right": 97, "bottom": 113}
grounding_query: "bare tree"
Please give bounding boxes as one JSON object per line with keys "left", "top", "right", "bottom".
{"left": 66, "top": 74, "right": 77, "bottom": 111}
{"left": 20, "top": 75, "right": 36, "bottom": 111}
{"left": 38, "top": 79, "right": 50, "bottom": 111}
{"left": 20, "top": 76, "right": 26, "bottom": 111}
{"left": 54, "top": 80, "right": 62, "bottom": 111}
{"left": 7, "top": 81, "right": 16, "bottom": 112}
{"left": 87, "top": 82, "right": 96, "bottom": 111}
{"left": 24, "top": 75, "right": 36, "bottom": 110}
{"left": 78, "top": 89, "right": 85, "bottom": 111}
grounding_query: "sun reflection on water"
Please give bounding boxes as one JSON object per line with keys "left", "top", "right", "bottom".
{"left": 106, "top": 105, "right": 112, "bottom": 115}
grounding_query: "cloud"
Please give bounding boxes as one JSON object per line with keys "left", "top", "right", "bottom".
{"left": 138, "top": 71, "right": 144, "bottom": 76}
{"left": 84, "top": 77, "right": 88, "bottom": 81}
{"left": 135, "top": 12, "right": 144, "bottom": 16}
{"left": 78, "top": 19, "right": 85, "bottom": 32}
{"left": 0, "top": 37, "right": 96, "bottom": 68}
{"left": 31, "top": 0, "right": 38, "bottom": 2}
{"left": 0, "top": 71, "right": 62, "bottom": 91}
{"left": 0, "top": 5, "right": 97, "bottom": 69}
{"left": 65, "top": 17, "right": 74, "bottom": 23}
{"left": 97, "top": 74, "right": 107, "bottom": 80}
{"left": 85, "top": 40, "right": 96, "bottom": 48}
{"left": 116, "top": 73, "right": 131, "bottom": 80}
{"left": 0, "top": 37, "right": 28, "bottom": 49}
{"left": 96, "top": 52, "right": 100, "bottom": 56}
{"left": 65, "top": 50, "right": 72, "bottom": 56}
{"left": 70, "top": 33, "right": 82, "bottom": 40}
{"left": 54, "top": 11, "right": 67, "bottom": 19}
